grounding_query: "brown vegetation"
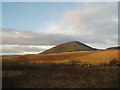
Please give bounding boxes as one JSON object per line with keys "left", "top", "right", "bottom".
{"left": 3, "top": 65, "right": 120, "bottom": 88}
{"left": 3, "top": 50, "right": 119, "bottom": 65}
{"left": 2, "top": 50, "right": 120, "bottom": 88}
{"left": 41, "top": 41, "right": 97, "bottom": 54}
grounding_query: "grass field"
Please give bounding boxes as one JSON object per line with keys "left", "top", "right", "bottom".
{"left": 3, "top": 50, "right": 119, "bottom": 65}
{"left": 2, "top": 50, "right": 120, "bottom": 88}
{"left": 3, "top": 66, "right": 120, "bottom": 88}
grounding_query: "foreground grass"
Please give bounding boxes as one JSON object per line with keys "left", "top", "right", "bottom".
{"left": 2, "top": 50, "right": 120, "bottom": 88}
{"left": 2, "top": 66, "right": 120, "bottom": 88}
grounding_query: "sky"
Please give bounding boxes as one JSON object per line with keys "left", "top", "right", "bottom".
{"left": 0, "top": 1, "right": 118, "bottom": 55}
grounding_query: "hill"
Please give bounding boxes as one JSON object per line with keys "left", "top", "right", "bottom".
{"left": 41, "top": 41, "right": 97, "bottom": 54}
{"left": 0, "top": 55, "right": 19, "bottom": 58}
{"left": 106, "top": 46, "right": 120, "bottom": 50}
{"left": 3, "top": 50, "right": 119, "bottom": 65}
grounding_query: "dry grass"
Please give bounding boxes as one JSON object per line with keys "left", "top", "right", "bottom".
{"left": 2, "top": 49, "right": 120, "bottom": 88}
{"left": 3, "top": 66, "right": 120, "bottom": 88}
{"left": 75, "top": 50, "right": 119, "bottom": 65}
{"left": 2, "top": 50, "right": 119, "bottom": 65}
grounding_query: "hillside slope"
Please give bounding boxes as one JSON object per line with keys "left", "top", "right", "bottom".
{"left": 3, "top": 50, "right": 119, "bottom": 65}
{"left": 41, "top": 41, "right": 97, "bottom": 54}
{"left": 106, "top": 46, "right": 120, "bottom": 50}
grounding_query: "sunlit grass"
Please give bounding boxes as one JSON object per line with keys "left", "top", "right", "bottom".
{"left": 2, "top": 50, "right": 119, "bottom": 65}
{"left": 75, "top": 50, "right": 119, "bottom": 65}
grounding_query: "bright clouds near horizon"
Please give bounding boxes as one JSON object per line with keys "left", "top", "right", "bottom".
{"left": 1, "top": 2, "right": 118, "bottom": 55}
{"left": 1, "top": 45, "right": 54, "bottom": 55}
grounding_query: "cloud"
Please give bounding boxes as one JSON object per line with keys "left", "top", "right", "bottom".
{"left": 44, "top": 2, "right": 118, "bottom": 47}
{"left": 1, "top": 2, "right": 118, "bottom": 49}
{"left": 2, "top": 27, "right": 74, "bottom": 45}
{"left": 1, "top": 45, "right": 54, "bottom": 55}
{"left": 62, "top": 2, "right": 117, "bottom": 35}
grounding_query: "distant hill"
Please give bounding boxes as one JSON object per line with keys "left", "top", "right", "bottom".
{"left": 106, "top": 46, "right": 120, "bottom": 50}
{"left": 41, "top": 41, "right": 97, "bottom": 54}
{"left": 0, "top": 55, "right": 19, "bottom": 58}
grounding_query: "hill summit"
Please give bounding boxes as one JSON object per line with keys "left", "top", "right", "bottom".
{"left": 41, "top": 41, "right": 97, "bottom": 54}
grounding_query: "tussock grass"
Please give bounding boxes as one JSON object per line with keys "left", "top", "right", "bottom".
{"left": 2, "top": 50, "right": 119, "bottom": 88}
{"left": 2, "top": 50, "right": 119, "bottom": 66}
{"left": 3, "top": 66, "right": 120, "bottom": 88}
{"left": 75, "top": 50, "right": 119, "bottom": 65}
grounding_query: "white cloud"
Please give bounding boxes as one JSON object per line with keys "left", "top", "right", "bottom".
{"left": 1, "top": 45, "right": 54, "bottom": 55}
{"left": 1, "top": 2, "right": 118, "bottom": 51}
{"left": 2, "top": 27, "right": 74, "bottom": 45}
{"left": 62, "top": 2, "right": 118, "bottom": 34}
{"left": 43, "top": 2, "right": 118, "bottom": 47}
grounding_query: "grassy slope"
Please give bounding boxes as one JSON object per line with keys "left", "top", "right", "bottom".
{"left": 2, "top": 50, "right": 119, "bottom": 88}
{"left": 76, "top": 50, "right": 119, "bottom": 65}
{"left": 3, "top": 50, "right": 119, "bottom": 65}
{"left": 41, "top": 41, "right": 96, "bottom": 54}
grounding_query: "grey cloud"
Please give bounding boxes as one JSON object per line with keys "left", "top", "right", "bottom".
{"left": 1, "top": 45, "right": 47, "bottom": 55}
{"left": 2, "top": 28, "right": 74, "bottom": 45}
{"left": 61, "top": 3, "right": 118, "bottom": 46}
{"left": 2, "top": 46, "right": 22, "bottom": 54}
{"left": 1, "top": 2, "right": 118, "bottom": 49}
{"left": 2, "top": 25, "right": 118, "bottom": 48}
{"left": 13, "top": 46, "right": 45, "bottom": 52}
{"left": 62, "top": 3, "right": 117, "bottom": 32}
